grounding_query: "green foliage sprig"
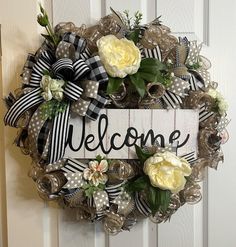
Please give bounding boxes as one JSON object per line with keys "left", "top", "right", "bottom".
{"left": 106, "top": 58, "right": 171, "bottom": 98}
{"left": 37, "top": 3, "right": 60, "bottom": 46}
{"left": 39, "top": 100, "right": 68, "bottom": 120}
{"left": 82, "top": 183, "right": 106, "bottom": 198}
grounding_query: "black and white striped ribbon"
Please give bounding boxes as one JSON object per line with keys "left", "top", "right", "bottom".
{"left": 4, "top": 87, "right": 44, "bottom": 127}
{"left": 61, "top": 158, "right": 88, "bottom": 173}
{"left": 30, "top": 51, "right": 54, "bottom": 87}
{"left": 189, "top": 74, "right": 199, "bottom": 91}
{"left": 142, "top": 45, "right": 162, "bottom": 61}
{"left": 162, "top": 90, "right": 182, "bottom": 109}
{"left": 180, "top": 151, "right": 197, "bottom": 165}
{"left": 48, "top": 103, "right": 71, "bottom": 163}
{"left": 63, "top": 81, "right": 83, "bottom": 101}
{"left": 73, "top": 59, "right": 90, "bottom": 81}
{"left": 52, "top": 58, "right": 74, "bottom": 79}
{"left": 135, "top": 192, "right": 151, "bottom": 217}
{"left": 106, "top": 182, "right": 125, "bottom": 200}
{"left": 199, "top": 104, "right": 214, "bottom": 122}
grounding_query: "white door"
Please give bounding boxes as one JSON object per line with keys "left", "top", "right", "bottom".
{"left": 1, "top": 0, "right": 236, "bottom": 246}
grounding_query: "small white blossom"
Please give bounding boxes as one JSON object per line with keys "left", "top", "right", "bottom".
{"left": 40, "top": 75, "right": 65, "bottom": 101}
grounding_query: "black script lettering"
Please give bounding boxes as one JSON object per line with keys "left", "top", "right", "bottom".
{"left": 140, "top": 130, "right": 165, "bottom": 147}
{"left": 169, "top": 130, "right": 190, "bottom": 149}
{"left": 66, "top": 117, "right": 85, "bottom": 151}
{"left": 84, "top": 134, "right": 96, "bottom": 151}
{"left": 98, "top": 114, "right": 109, "bottom": 154}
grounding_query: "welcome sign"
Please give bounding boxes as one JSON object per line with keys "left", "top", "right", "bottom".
{"left": 64, "top": 109, "right": 199, "bottom": 159}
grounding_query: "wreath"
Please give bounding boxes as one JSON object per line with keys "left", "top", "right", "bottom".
{"left": 4, "top": 5, "right": 229, "bottom": 235}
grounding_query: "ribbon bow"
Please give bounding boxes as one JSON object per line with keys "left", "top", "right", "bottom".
{"left": 180, "top": 38, "right": 211, "bottom": 90}
{"left": 4, "top": 33, "right": 108, "bottom": 164}
{"left": 59, "top": 158, "right": 132, "bottom": 214}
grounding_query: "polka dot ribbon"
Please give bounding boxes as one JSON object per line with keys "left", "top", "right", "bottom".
{"left": 185, "top": 41, "right": 211, "bottom": 87}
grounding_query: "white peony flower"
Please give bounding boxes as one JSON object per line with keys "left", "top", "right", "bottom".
{"left": 97, "top": 35, "right": 141, "bottom": 78}
{"left": 143, "top": 151, "right": 192, "bottom": 194}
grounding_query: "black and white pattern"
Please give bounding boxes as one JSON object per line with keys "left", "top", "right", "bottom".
{"left": 4, "top": 87, "right": 44, "bottom": 127}
{"left": 52, "top": 58, "right": 74, "bottom": 80}
{"left": 86, "top": 94, "right": 108, "bottom": 120}
{"left": 162, "top": 90, "right": 182, "bottom": 109}
{"left": 30, "top": 51, "right": 54, "bottom": 87}
{"left": 189, "top": 74, "right": 199, "bottom": 91}
{"left": 48, "top": 103, "right": 70, "bottom": 163}
{"left": 63, "top": 32, "right": 87, "bottom": 59}
{"left": 64, "top": 81, "right": 83, "bottom": 101}
{"left": 85, "top": 55, "right": 109, "bottom": 84}
{"left": 135, "top": 192, "right": 151, "bottom": 217}
{"left": 142, "top": 45, "right": 162, "bottom": 61}
{"left": 106, "top": 182, "right": 125, "bottom": 200}
{"left": 61, "top": 158, "right": 88, "bottom": 173}
{"left": 199, "top": 104, "right": 214, "bottom": 122}
{"left": 181, "top": 151, "right": 197, "bottom": 165}
{"left": 73, "top": 59, "right": 90, "bottom": 81}
{"left": 37, "top": 119, "right": 51, "bottom": 155}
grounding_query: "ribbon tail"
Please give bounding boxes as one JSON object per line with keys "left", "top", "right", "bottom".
{"left": 4, "top": 88, "right": 44, "bottom": 127}
{"left": 48, "top": 103, "right": 70, "bottom": 163}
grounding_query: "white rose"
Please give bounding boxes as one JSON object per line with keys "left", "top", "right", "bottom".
{"left": 97, "top": 35, "right": 141, "bottom": 78}
{"left": 143, "top": 151, "right": 192, "bottom": 194}
{"left": 207, "top": 88, "right": 218, "bottom": 98}
{"left": 218, "top": 97, "right": 228, "bottom": 114}
{"left": 40, "top": 75, "right": 65, "bottom": 101}
{"left": 207, "top": 88, "right": 228, "bottom": 115}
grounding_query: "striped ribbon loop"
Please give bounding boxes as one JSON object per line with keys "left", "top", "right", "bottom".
{"left": 52, "top": 58, "right": 74, "bottom": 80}
{"left": 30, "top": 51, "right": 54, "bottom": 87}
{"left": 63, "top": 81, "right": 83, "bottom": 101}
{"left": 199, "top": 103, "right": 214, "bottom": 123}
{"left": 106, "top": 182, "right": 125, "bottom": 200}
{"left": 73, "top": 59, "right": 90, "bottom": 81}
{"left": 4, "top": 88, "right": 44, "bottom": 127}
{"left": 61, "top": 158, "right": 88, "bottom": 173}
{"left": 142, "top": 45, "right": 162, "bottom": 61}
{"left": 48, "top": 103, "right": 71, "bottom": 163}
{"left": 162, "top": 91, "right": 182, "bottom": 109}
{"left": 135, "top": 192, "right": 152, "bottom": 217}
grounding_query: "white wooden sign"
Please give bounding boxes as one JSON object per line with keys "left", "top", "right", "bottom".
{"left": 64, "top": 109, "right": 199, "bottom": 159}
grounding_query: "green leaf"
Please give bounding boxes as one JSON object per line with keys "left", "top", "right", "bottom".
{"left": 129, "top": 73, "right": 146, "bottom": 97}
{"left": 135, "top": 145, "right": 153, "bottom": 165}
{"left": 96, "top": 155, "right": 103, "bottom": 162}
{"left": 125, "top": 176, "right": 149, "bottom": 193}
{"left": 139, "top": 58, "right": 166, "bottom": 72}
{"left": 97, "top": 183, "right": 105, "bottom": 190}
{"left": 138, "top": 71, "right": 164, "bottom": 83}
{"left": 159, "top": 189, "right": 171, "bottom": 212}
{"left": 147, "top": 186, "right": 171, "bottom": 214}
{"left": 138, "top": 58, "right": 169, "bottom": 85}
{"left": 147, "top": 186, "right": 160, "bottom": 213}
{"left": 107, "top": 77, "right": 123, "bottom": 94}
{"left": 126, "top": 29, "right": 140, "bottom": 44}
